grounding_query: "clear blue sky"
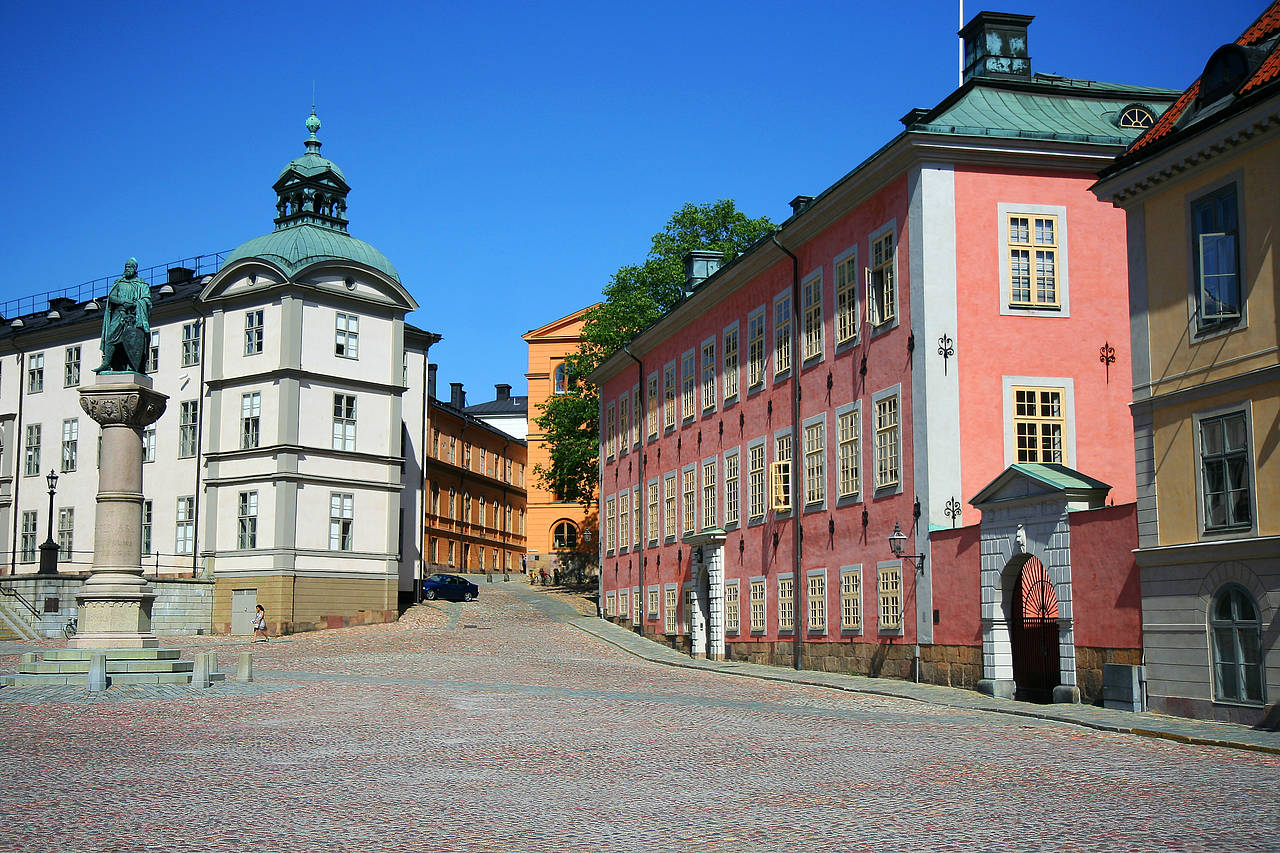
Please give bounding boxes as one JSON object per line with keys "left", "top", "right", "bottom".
{"left": 0, "top": 0, "right": 1261, "bottom": 402}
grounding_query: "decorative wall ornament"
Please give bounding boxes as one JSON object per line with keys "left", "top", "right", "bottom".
{"left": 944, "top": 497, "right": 962, "bottom": 528}
{"left": 937, "top": 333, "right": 955, "bottom": 375}
{"left": 1099, "top": 341, "right": 1117, "bottom": 384}
{"left": 1015, "top": 523, "right": 1027, "bottom": 554}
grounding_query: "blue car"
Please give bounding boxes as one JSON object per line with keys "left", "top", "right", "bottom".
{"left": 421, "top": 573, "right": 479, "bottom": 602}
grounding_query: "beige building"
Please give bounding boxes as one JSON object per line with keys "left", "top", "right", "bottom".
{"left": 1092, "top": 4, "right": 1279, "bottom": 725}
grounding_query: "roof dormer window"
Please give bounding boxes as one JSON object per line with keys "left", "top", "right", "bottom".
{"left": 1118, "top": 105, "right": 1156, "bottom": 129}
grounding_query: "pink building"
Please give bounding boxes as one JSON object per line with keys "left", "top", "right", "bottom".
{"left": 589, "top": 13, "right": 1177, "bottom": 704}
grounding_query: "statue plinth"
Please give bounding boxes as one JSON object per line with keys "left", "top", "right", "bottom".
{"left": 71, "top": 373, "right": 167, "bottom": 649}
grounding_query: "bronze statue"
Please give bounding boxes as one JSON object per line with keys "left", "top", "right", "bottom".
{"left": 95, "top": 258, "right": 153, "bottom": 374}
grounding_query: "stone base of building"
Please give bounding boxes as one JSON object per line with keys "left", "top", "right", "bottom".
{"left": 1148, "top": 694, "right": 1278, "bottom": 730}
{"left": 1074, "top": 646, "right": 1141, "bottom": 704}
{"left": 213, "top": 574, "right": 398, "bottom": 636}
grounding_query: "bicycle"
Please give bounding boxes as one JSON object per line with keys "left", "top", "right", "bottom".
{"left": 62, "top": 618, "right": 77, "bottom": 639}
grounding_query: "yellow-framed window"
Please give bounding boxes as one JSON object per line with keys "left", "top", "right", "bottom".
{"left": 802, "top": 275, "right": 823, "bottom": 361}
{"left": 838, "top": 408, "right": 860, "bottom": 499}
{"left": 1013, "top": 386, "right": 1066, "bottom": 464}
{"left": 774, "top": 294, "right": 792, "bottom": 375}
{"left": 748, "top": 444, "right": 766, "bottom": 521}
{"left": 664, "top": 586, "right": 678, "bottom": 634}
{"left": 867, "top": 232, "right": 896, "bottom": 326}
{"left": 723, "top": 328, "right": 739, "bottom": 400}
{"left": 725, "top": 582, "right": 740, "bottom": 633}
{"left": 702, "top": 460, "right": 717, "bottom": 530}
{"left": 747, "top": 310, "right": 766, "bottom": 387}
{"left": 841, "top": 570, "right": 861, "bottom": 631}
{"left": 807, "top": 573, "right": 826, "bottom": 632}
{"left": 778, "top": 577, "right": 795, "bottom": 632}
{"left": 878, "top": 565, "right": 902, "bottom": 631}
{"left": 874, "top": 395, "right": 899, "bottom": 489}
{"left": 682, "top": 468, "right": 696, "bottom": 534}
{"left": 804, "top": 421, "right": 825, "bottom": 505}
{"left": 835, "top": 254, "right": 859, "bottom": 344}
{"left": 749, "top": 579, "right": 766, "bottom": 632}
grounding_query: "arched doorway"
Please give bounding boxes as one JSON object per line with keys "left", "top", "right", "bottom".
{"left": 1010, "top": 556, "right": 1060, "bottom": 703}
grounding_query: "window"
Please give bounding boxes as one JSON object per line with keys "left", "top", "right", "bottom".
{"left": 837, "top": 406, "right": 860, "bottom": 500}
{"left": 1199, "top": 410, "right": 1252, "bottom": 532}
{"left": 750, "top": 579, "right": 766, "bottom": 632}
{"left": 447, "top": 541, "right": 456, "bottom": 567}
{"left": 57, "top": 508, "right": 74, "bottom": 562}
{"left": 723, "top": 325, "right": 739, "bottom": 401}
{"left": 142, "top": 426, "right": 156, "bottom": 463}
{"left": 1008, "top": 215, "right": 1059, "bottom": 308}
{"left": 648, "top": 586, "right": 659, "bottom": 619}
{"left": 681, "top": 467, "right": 696, "bottom": 534}
{"left": 841, "top": 569, "right": 862, "bottom": 631}
{"left": 802, "top": 274, "right": 823, "bottom": 361}
{"left": 553, "top": 364, "right": 568, "bottom": 394}
{"left": 1013, "top": 387, "right": 1065, "bottom": 464}
{"left": 244, "top": 310, "right": 264, "bottom": 355}
{"left": 619, "top": 396, "right": 630, "bottom": 454}
{"left": 237, "top": 491, "right": 258, "bottom": 548}
{"left": 663, "top": 365, "right": 676, "bottom": 429}
{"left": 807, "top": 573, "right": 826, "bottom": 633}
{"left": 804, "top": 420, "right": 825, "bottom": 506}
{"left": 181, "top": 321, "right": 201, "bottom": 366}
{"left": 681, "top": 352, "right": 695, "bottom": 420}
{"left": 774, "top": 293, "right": 792, "bottom": 375}
{"left": 632, "top": 388, "right": 641, "bottom": 446}
{"left": 463, "top": 492, "right": 472, "bottom": 522}
{"left": 605, "top": 497, "right": 617, "bottom": 552}
{"left": 1118, "top": 105, "right": 1155, "bottom": 128}
{"left": 335, "top": 313, "right": 359, "bottom": 358}
{"left": 1210, "top": 585, "right": 1264, "bottom": 704}
{"left": 332, "top": 394, "right": 357, "bottom": 451}
{"left": 835, "top": 252, "right": 859, "bottom": 345}
{"left": 701, "top": 341, "right": 716, "bottom": 411}
{"left": 778, "top": 576, "right": 795, "bottom": 633}
{"left": 878, "top": 565, "right": 902, "bottom": 631}
{"left": 618, "top": 492, "right": 630, "bottom": 550}
{"left": 748, "top": 443, "right": 766, "bottom": 522}
{"left": 175, "top": 496, "right": 195, "bottom": 555}
{"left": 633, "top": 487, "right": 641, "bottom": 547}
{"left": 874, "top": 394, "right": 899, "bottom": 489}
{"left": 647, "top": 374, "right": 659, "bottom": 438}
{"left": 241, "top": 392, "right": 261, "bottom": 449}
{"left": 663, "top": 474, "right": 677, "bottom": 540}
{"left": 725, "top": 582, "right": 740, "bottom": 634}
{"left": 24, "top": 424, "right": 41, "bottom": 476}
{"left": 141, "top": 500, "right": 152, "bottom": 556}
{"left": 27, "top": 353, "right": 43, "bottom": 394}
{"left": 724, "top": 451, "right": 740, "bottom": 527}
{"left": 446, "top": 487, "right": 455, "bottom": 520}
{"left": 1191, "top": 184, "right": 1242, "bottom": 331}
{"left": 633, "top": 589, "right": 641, "bottom": 624}
{"left": 20, "top": 511, "right": 37, "bottom": 563}
{"left": 178, "top": 400, "right": 199, "bottom": 458}
{"left": 605, "top": 402, "right": 616, "bottom": 458}
{"left": 772, "top": 434, "right": 792, "bottom": 512}
{"left": 868, "top": 231, "right": 896, "bottom": 326}
{"left": 64, "top": 346, "right": 81, "bottom": 387}
{"left": 647, "top": 481, "right": 659, "bottom": 544}
{"left": 664, "top": 586, "right": 678, "bottom": 634}
{"left": 702, "top": 460, "right": 717, "bottom": 530}
{"left": 605, "top": 591, "right": 616, "bottom": 617}
{"left": 747, "top": 308, "right": 766, "bottom": 388}
{"left": 329, "top": 493, "right": 354, "bottom": 551}
{"left": 146, "top": 330, "right": 160, "bottom": 373}
{"left": 553, "top": 521, "right": 577, "bottom": 549}
{"left": 617, "top": 588, "right": 628, "bottom": 619}
{"left": 61, "top": 419, "right": 78, "bottom": 473}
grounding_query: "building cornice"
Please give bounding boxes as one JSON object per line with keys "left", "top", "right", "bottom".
{"left": 204, "top": 366, "right": 408, "bottom": 396}
{"left": 1135, "top": 534, "right": 1280, "bottom": 566}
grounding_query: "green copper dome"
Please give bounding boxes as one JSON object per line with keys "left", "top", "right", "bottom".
{"left": 222, "top": 223, "right": 400, "bottom": 282}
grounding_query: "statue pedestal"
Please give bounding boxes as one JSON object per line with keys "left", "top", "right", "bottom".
{"left": 70, "top": 373, "right": 167, "bottom": 650}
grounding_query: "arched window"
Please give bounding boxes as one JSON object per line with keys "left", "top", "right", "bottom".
{"left": 1118, "top": 104, "right": 1155, "bottom": 129}
{"left": 463, "top": 492, "right": 472, "bottom": 522}
{"left": 553, "top": 363, "right": 568, "bottom": 395}
{"left": 447, "top": 487, "right": 455, "bottom": 519}
{"left": 1210, "top": 585, "right": 1265, "bottom": 704}
{"left": 553, "top": 520, "right": 578, "bottom": 549}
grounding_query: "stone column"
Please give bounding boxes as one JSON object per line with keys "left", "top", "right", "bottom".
{"left": 70, "top": 373, "right": 167, "bottom": 649}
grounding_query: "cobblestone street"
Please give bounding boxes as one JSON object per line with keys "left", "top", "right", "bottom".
{"left": 1, "top": 583, "right": 1277, "bottom": 853}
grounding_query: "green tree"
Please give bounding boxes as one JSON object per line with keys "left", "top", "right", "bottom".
{"left": 535, "top": 200, "right": 775, "bottom": 506}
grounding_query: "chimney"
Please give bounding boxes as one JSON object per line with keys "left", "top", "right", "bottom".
{"left": 450, "top": 382, "right": 466, "bottom": 409}
{"left": 789, "top": 195, "right": 815, "bottom": 216}
{"left": 683, "top": 249, "right": 724, "bottom": 293}
{"left": 428, "top": 363, "right": 438, "bottom": 398}
{"left": 495, "top": 383, "right": 511, "bottom": 401}
{"left": 959, "top": 12, "right": 1033, "bottom": 83}
{"left": 167, "top": 266, "right": 194, "bottom": 284}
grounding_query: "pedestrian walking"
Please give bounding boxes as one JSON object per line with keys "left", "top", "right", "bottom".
{"left": 252, "top": 604, "right": 269, "bottom": 643}
{"left": 521, "top": 554, "right": 527, "bottom": 574}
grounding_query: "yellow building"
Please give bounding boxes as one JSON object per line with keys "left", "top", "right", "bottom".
{"left": 1092, "top": 3, "right": 1279, "bottom": 726}
{"left": 522, "top": 306, "right": 600, "bottom": 578}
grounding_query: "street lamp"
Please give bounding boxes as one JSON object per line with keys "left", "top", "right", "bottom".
{"left": 37, "top": 469, "right": 60, "bottom": 575}
{"left": 888, "top": 521, "right": 925, "bottom": 575}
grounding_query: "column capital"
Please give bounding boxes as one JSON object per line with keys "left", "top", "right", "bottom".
{"left": 79, "top": 374, "right": 168, "bottom": 428}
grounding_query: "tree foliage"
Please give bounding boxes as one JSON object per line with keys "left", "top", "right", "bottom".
{"left": 534, "top": 200, "right": 775, "bottom": 506}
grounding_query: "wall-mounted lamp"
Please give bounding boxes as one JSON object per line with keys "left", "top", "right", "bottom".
{"left": 888, "top": 521, "right": 925, "bottom": 575}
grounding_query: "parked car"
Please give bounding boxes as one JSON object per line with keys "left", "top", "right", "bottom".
{"left": 421, "top": 574, "right": 479, "bottom": 602}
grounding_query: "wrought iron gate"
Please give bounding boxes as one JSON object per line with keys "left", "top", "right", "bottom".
{"left": 1011, "top": 557, "right": 1060, "bottom": 703}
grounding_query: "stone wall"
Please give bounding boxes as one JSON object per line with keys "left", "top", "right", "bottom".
{"left": 1074, "top": 646, "right": 1142, "bottom": 705}
{"left": 213, "top": 574, "right": 399, "bottom": 635}
{"left": 0, "top": 575, "right": 214, "bottom": 637}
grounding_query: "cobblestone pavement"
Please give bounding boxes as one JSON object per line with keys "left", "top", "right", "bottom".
{"left": 1, "top": 583, "right": 1277, "bottom": 853}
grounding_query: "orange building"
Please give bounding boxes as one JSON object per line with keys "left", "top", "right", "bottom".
{"left": 523, "top": 306, "right": 600, "bottom": 577}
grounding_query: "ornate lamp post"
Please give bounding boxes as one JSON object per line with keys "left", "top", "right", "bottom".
{"left": 888, "top": 521, "right": 926, "bottom": 575}
{"left": 37, "top": 469, "right": 60, "bottom": 575}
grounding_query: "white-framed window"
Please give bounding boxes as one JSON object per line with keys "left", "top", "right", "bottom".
{"left": 141, "top": 500, "right": 152, "bottom": 557}
{"left": 237, "top": 491, "right": 258, "bottom": 549}
{"left": 20, "top": 511, "right": 37, "bottom": 562}
{"left": 835, "top": 249, "right": 859, "bottom": 345}
{"left": 701, "top": 340, "right": 716, "bottom": 412}
{"left": 61, "top": 418, "right": 78, "bottom": 473}
{"left": 648, "top": 585, "right": 660, "bottom": 619}
{"left": 1210, "top": 584, "right": 1265, "bottom": 704}
{"left": 773, "top": 292, "right": 792, "bottom": 376}
{"left": 24, "top": 424, "right": 41, "bottom": 476}
{"left": 999, "top": 203, "right": 1070, "bottom": 318}
{"left": 873, "top": 389, "right": 900, "bottom": 491}
{"left": 867, "top": 228, "right": 896, "bottom": 327}
{"left": 747, "top": 441, "right": 766, "bottom": 522}
{"left": 683, "top": 584, "right": 695, "bottom": 634}
{"left": 57, "top": 508, "right": 74, "bottom": 562}
{"left": 840, "top": 567, "right": 862, "bottom": 632}
{"left": 604, "top": 496, "right": 617, "bottom": 553}
{"left": 663, "top": 364, "right": 677, "bottom": 430}
{"left": 1197, "top": 407, "right": 1254, "bottom": 534}
{"left": 722, "top": 323, "right": 739, "bottom": 401}
{"left": 777, "top": 575, "right": 795, "bottom": 633}
{"left": 803, "top": 416, "right": 825, "bottom": 507}
{"left": 663, "top": 474, "right": 677, "bottom": 540}
{"left": 64, "top": 346, "right": 81, "bottom": 387}
{"left": 619, "top": 396, "right": 629, "bottom": 455}
{"left": 335, "top": 313, "right": 360, "bottom": 358}
{"left": 241, "top": 392, "right": 261, "bottom": 449}
{"left": 142, "top": 426, "right": 156, "bottom": 463}
{"left": 681, "top": 466, "right": 696, "bottom": 535}
{"left": 605, "top": 591, "right": 616, "bottom": 617}
{"left": 244, "top": 310, "right": 264, "bottom": 355}
{"left": 1013, "top": 386, "right": 1066, "bottom": 464}
{"left": 329, "top": 492, "right": 354, "bottom": 550}
{"left": 179, "top": 400, "right": 199, "bottom": 458}
{"left": 332, "top": 393, "right": 357, "bottom": 451}
{"left": 146, "top": 330, "right": 159, "bottom": 373}
{"left": 553, "top": 363, "right": 568, "bottom": 394}
{"left": 647, "top": 373, "right": 659, "bottom": 439}
{"left": 772, "top": 433, "right": 792, "bottom": 513}
{"left": 837, "top": 403, "right": 861, "bottom": 501}
{"left": 605, "top": 402, "right": 616, "bottom": 459}
{"left": 747, "top": 307, "right": 766, "bottom": 389}
{"left": 664, "top": 584, "right": 679, "bottom": 635}
{"left": 724, "top": 449, "right": 740, "bottom": 527}
{"left": 681, "top": 351, "right": 696, "bottom": 421}
{"left": 701, "top": 458, "right": 717, "bottom": 530}
{"left": 633, "top": 587, "right": 642, "bottom": 625}
{"left": 181, "top": 321, "right": 201, "bottom": 367}
{"left": 725, "top": 581, "right": 740, "bottom": 634}
{"left": 612, "top": 493, "right": 625, "bottom": 548}
{"left": 27, "top": 353, "right": 44, "bottom": 394}
{"left": 175, "top": 495, "right": 195, "bottom": 555}
{"left": 749, "top": 578, "right": 766, "bottom": 633}
{"left": 647, "top": 479, "right": 659, "bottom": 545}
{"left": 807, "top": 571, "right": 826, "bottom": 633}
{"left": 878, "top": 563, "right": 902, "bottom": 632}
{"left": 1190, "top": 182, "right": 1243, "bottom": 334}
{"left": 802, "top": 272, "right": 823, "bottom": 362}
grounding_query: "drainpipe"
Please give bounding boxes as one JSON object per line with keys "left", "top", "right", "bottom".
{"left": 771, "top": 234, "right": 803, "bottom": 672}
{"left": 622, "top": 346, "right": 644, "bottom": 632}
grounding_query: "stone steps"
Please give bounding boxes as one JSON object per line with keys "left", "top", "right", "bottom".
{"left": 19, "top": 659, "right": 195, "bottom": 675}
{"left": 0, "top": 647, "right": 227, "bottom": 689}
{"left": 42, "top": 648, "right": 181, "bottom": 661}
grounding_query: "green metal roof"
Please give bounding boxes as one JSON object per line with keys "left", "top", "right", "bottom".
{"left": 277, "top": 151, "right": 347, "bottom": 183}
{"left": 221, "top": 223, "right": 400, "bottom": 282}
{"left": 1009, "top": 463, "right": 1112, "bottom": 492}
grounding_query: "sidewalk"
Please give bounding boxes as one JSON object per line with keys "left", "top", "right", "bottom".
{"left": 504, "top": 584, "right": 1280, "bottom": 755}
